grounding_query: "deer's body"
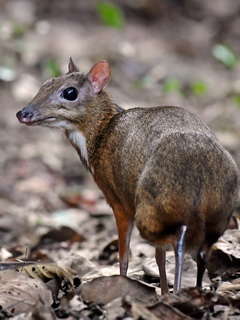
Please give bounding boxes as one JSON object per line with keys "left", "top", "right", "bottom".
{"left": 17, "top": 59, "right": 239, "bottom": 294}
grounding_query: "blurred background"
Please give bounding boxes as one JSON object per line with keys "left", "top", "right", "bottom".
{"left": 0, "top": 0, "right": 239, "bottom": 262}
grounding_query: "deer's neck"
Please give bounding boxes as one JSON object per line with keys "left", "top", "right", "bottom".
{"left": 66, "top": 91, "right": 122, "bottom": 172}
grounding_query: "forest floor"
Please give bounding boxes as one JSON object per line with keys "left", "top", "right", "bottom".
{"left": 0, "top": 1, "right": 240, "bottom": 319}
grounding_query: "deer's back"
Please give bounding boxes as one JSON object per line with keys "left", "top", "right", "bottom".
{"left": 93, "top": 106, "right": 238, "bottom": 222}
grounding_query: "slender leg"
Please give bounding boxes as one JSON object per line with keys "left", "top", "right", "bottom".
{"left": 196, "top": 250, "right": 206, "bottom": 288}
{"left": 173, "top": 225, "right": 187, "bottom": 293}
{"left": 114, "top": 207, "right": 133, "bottom": 275}
{"left": 155, "top": 247, "right": 169, "bottom": 295}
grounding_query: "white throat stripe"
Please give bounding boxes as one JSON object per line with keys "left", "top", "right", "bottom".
{"left": 69, "top": 131, "right": 88, "bottom": 165}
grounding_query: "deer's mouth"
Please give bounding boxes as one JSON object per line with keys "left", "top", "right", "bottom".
{"left": 29, "top": 117, "right": 58, "bottom": 126}
{"left": 16, "top": 109, "right": 57, "bottom": 126}
{"left": 16, "top": 108, "right": 74, "bottom": 131}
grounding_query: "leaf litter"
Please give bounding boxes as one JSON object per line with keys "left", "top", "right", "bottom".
{"left": 0, "top": 1, "right": 240, "bottom": 319}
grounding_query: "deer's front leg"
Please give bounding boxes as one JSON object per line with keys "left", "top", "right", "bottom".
{"left": 113, "top": 205, "right": 134, "bottom": 275}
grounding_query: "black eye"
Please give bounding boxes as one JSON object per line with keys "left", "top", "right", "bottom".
{"left": 62, "top": 87, "right": 78, "bottom": 101}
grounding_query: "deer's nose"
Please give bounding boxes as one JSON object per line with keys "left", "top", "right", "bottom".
{"left": 16, "top": 108, "right": 34, "bottom": 124}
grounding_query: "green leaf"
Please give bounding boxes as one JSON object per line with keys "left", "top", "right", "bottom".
{"left": 212, "top": 44, "right": 238, "bottom": 68}
{"left": 163, "top": 78, "right": 181, "bottom": 93}
{"left": 135, "top": 76, "right": 153, "bottom": 89}
{"left": 233, "top": 94, "right": 240, "bottom": 107}
{"left": 191, "top": 80, "right": 208, "bottom": 96}
{"left": 44, "top": 59, "right": 61, "bottom": 78}
{"left": 12, "top": 23, "right": 26, "bottom": 38}
{"left": 96, "top": 1, "right": 124, "bottom": 29}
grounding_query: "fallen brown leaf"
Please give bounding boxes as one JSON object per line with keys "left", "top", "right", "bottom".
{"left": 213, "top": 229, "right": 240, "bottom": 259}
{"left": 80, "top": 275, "right": 158, "bottom": 305}
{"left": 39, "top": 225, "right": 85, "bottom": 245}
{"left": 21, "top": 263, "right": 78, "bottom": 287}
{"left": 147, "top": 301, "right": 191, "bottom": 320}
{"left": 0, "top": 270, "right": 53, "bottom": 316}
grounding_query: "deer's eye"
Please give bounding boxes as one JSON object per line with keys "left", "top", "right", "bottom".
{"left": 62, "top": 87, "right": 78, "bottom": 101}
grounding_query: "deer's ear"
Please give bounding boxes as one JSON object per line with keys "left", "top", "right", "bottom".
{"left": 87, "top": 61, "right": 111, "bottom": 93}
{"left": 68, "top": 57, "right": 79, "bottom": 73}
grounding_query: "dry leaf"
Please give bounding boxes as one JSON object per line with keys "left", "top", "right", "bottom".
{"left": 213, "top": 229, "right": 240, "bottom": 259}
{"left": 39, "top": 226, "right": 85, "bottom": 245}
{"left": 21, "top": 263, "right": 78, "bottom": 287}
{"left": 131, "top": 301, "right": 160, "bottom": 320}
{"left": 98, "top": 238, "right": 119, "bottom": 263}
{"left": 57, "top": 251, "right": 100, "bottom": 278}
{"left": 60, "top": 187, "right": 98, "bottom": 208}
{"left": 217, "top": 281, "right": 240, "bottom": 293}
{"left": 0, "top": 270, "right": 53, "bottom": 316}
{"left": 208, "top": 245, "right": 240, "bottom": 281}
{"left": 80, "top": 275, "right": 158, "bottom": 305}
{"left": 104, "top": 297, "right": 126, "bottom": 319}
{"left": 147, "top": 301, "right": 191, "bottom": 320}
{"left": 15, "top": 175, "right": 54, "bottom": 193}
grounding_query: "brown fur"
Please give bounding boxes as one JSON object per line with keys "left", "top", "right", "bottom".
{"left": 93, "top": 106, "right": 238, "bottom": 250}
